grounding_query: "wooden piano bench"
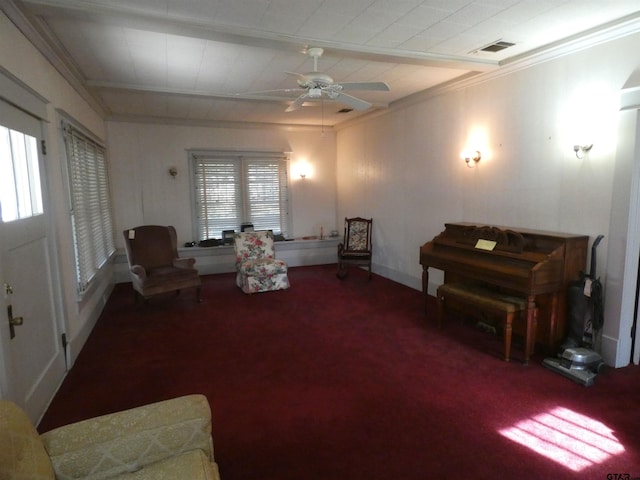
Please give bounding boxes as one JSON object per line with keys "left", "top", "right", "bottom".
{"left": 436, "top": 283, "right": 529, "bottom": 363}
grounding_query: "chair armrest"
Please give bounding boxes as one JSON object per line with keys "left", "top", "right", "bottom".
{"left": 174, "top": 257, "right": 196, "bottom": 269}
{"left": 130, "top": 264, "right": 147, "bottom": 279}
{"left": 40, "top": 394, "right": 214, "bottom": 479}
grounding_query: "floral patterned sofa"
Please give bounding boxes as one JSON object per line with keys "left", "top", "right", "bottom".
{"left": 0, "top": 394, "right": 221, "bottom": 480}
{"left": 234, "top": 231, "right": 290, "bottom": 293}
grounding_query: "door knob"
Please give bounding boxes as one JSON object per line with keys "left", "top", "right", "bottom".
{"left": 7, "top": 304, "right": 23, "bottom": 339}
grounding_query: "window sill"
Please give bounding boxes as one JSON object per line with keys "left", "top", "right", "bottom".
{"left": 113, "top": 237, "right": 340, "bottom": 283}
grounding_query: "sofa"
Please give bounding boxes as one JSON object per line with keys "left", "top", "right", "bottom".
{"left": 0, "top": 394, "right": 221, "bottom": 479}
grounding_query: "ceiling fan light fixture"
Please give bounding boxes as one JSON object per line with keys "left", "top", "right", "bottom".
{"left": 308, "top": 87, "right": 322, "bottom": 98}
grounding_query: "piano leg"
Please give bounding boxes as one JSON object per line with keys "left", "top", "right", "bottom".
{"left": 524, "top": 296, "right": 538, "bottom": 365}
{"left": 504, "top": 313, "right": 513, "bottom": 361}
{"left": 422, "top": 266, "right": 430, "bottom": 315}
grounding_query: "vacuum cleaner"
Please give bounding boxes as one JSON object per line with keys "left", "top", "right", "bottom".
{"left": 543, "top": 235, "right": 605, "bottom": 387}
{"left": 543, "top": 346, "right": 605, "bottom": 387}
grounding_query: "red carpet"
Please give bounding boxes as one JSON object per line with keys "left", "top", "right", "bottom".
{"left": 40, "top": 265, "right": 640, "bottom": 480}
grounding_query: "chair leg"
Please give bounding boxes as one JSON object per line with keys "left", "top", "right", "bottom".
{"left": 336, "top": 263, "right": 348, "bottom": 279}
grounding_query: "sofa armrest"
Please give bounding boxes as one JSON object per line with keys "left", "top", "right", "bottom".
{"left": 130, "top": 264, "right": 147, "bottom": 279}
{"left": 40, "top": 394, "right": 215, "bottom": 480}
{"left": 173, "top": 257, "right": 196, "bottom": 269}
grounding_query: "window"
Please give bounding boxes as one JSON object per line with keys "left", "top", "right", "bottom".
{"left": 62, "top": 121, "right": 115, "bottom": 295}
{"left": 0, "top": 125, "right": 43, "bottom": 222}
{"left": 190, "top": 151, "right": 289, "bottom": 240}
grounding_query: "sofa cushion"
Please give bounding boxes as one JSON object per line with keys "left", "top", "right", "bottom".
{"left": 41, "top": 395, "right": 214, "bottom": 480}
{"left": 239, "top": 258, "right": 288, "bottom": 276}
{"left": 0, "top": 400, "right": 55, "bottom": 480}
{"left": 111, "top": 450, "right": 220, "bottom": 480}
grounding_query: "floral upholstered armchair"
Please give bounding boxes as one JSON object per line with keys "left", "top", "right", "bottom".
{"left": 234, "top": 231, "right": 290, "bottom": 293}
{"left": 337, "top": 217, "right": 373, "bottom": 280}
{"left": 0, "top": 394, "right": 221, "bottom": 480}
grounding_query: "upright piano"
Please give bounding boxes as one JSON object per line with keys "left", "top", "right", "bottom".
{"left": 420, "top": 223, "right": 589, "bottom": 351}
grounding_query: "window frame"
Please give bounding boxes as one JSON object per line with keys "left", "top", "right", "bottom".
{"left": 0, "top": 124, "right": 43, "bottom": 223}
{"left": 189, "top": 150, "right": 291, "bottom": 241}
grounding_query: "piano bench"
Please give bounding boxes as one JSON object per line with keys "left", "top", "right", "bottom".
{"left": 436, "top": 283, "right": 528, "bottom": 362}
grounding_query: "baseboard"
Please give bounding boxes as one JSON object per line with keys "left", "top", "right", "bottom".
{"left": 66, "top": 282, "right": 114, "bottom": 368}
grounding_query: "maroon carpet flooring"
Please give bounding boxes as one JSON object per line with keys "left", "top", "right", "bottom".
{"left": 39, "top": 264, "right": 640, "bottom": 480}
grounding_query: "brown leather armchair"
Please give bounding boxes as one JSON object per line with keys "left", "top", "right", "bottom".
{"left": 123, "top": 225, "right": 201, "bottom": 303}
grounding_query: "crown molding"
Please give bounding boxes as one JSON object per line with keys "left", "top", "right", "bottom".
{"left": 1, "top": 0, "right": 109, "bottom": 117}
{"left": 336, "top": 11, "right": 640, "bottom": 132}
{"left": 106, "top": 113, "right": 334, "bottom": 132}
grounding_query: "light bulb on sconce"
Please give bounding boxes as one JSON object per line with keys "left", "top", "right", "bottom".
{"left": 573, "top": 144, "right": 593, "bottom": 159}
{"left": 463, "top": 150, "right": 481, "bottom": 168}
{"left": 297, "top": 162, "right": 310, "bottom": 179}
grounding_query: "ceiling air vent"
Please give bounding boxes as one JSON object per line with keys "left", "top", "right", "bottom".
{"left": 478, "top": 40, "right": 515, "bottom": 53}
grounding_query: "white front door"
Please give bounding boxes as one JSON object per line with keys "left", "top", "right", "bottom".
{"left": 0, "top": 99, "right": 66, "bottom": 422}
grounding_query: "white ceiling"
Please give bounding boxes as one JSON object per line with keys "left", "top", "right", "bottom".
{"left": 5, "top": 0, "right": 640, "bottom": 127}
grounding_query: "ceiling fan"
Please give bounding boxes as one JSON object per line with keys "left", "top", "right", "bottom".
{"left": 277, "top": 47, "right": 390, "bottom": 112}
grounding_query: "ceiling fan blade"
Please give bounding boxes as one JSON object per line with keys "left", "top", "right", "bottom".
{"left": 339, "top": 81, "right": 390, "bottom": 92}
{"left": 284, "top": 71, "right": 306, "bottom": 79}
{"left": 239, "top": 88, "right": 305, "bottom": 95}
{"left": 285, "top": 94, "right": 309, "bottom": 112}
{"left": 334, "top": 92, "right": 372, "bottom": 111}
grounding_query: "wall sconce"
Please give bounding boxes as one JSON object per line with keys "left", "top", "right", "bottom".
{"left": 463, "top": 150, "right": 481, "bottom": 168}
{"left": 573, "top": 144, "right": 593, "bottom": 159}
{"left": 297, "top": 162, "right": 310, "bottom": 179}
{"left": 169, "top": 167, "right": 178, "bottom": 178}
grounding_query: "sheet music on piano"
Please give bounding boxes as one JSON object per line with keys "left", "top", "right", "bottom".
{"left": 475, "top": 239, "right": 496, "bottom": 251}
{"left": 420, "top": 222, "right": 589, "bottom": 351}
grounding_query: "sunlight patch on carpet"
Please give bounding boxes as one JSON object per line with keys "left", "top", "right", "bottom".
{"left": 499, "top": 406, "right": 624, "bottom": 471}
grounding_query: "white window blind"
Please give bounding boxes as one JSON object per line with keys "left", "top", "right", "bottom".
{"left": 192, "top": 152, "right": 289, "bottom": 240}
{"left": 63, "top": 121, "right": 115, "bottom": 295}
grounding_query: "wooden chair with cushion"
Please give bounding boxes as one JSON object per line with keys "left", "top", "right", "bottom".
{"left": 123, "top": 225, "right": 201, "bottom": 303}
{"left": 337, "top": 217, "right": 373, "bottom": 280}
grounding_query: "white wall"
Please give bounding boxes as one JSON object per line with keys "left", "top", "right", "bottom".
{"left": 0, "top": 11, "right": 110, "bottom": 365}
{"left": 106, "top": 121, "right": 337, "bottom": 248}
{"left": 4, "top": 5, "right": 640, "bottom": 368}
{"left": 336, "top": 31, "right": 640, "bottom": 367}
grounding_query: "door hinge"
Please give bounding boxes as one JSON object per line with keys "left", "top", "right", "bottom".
{"left": 41, "top": 139, "right": 47, "bottom": 155}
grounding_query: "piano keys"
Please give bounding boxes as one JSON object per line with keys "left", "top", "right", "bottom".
{"left": 420, "top": 223, "right": 589, "bottom": 355}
